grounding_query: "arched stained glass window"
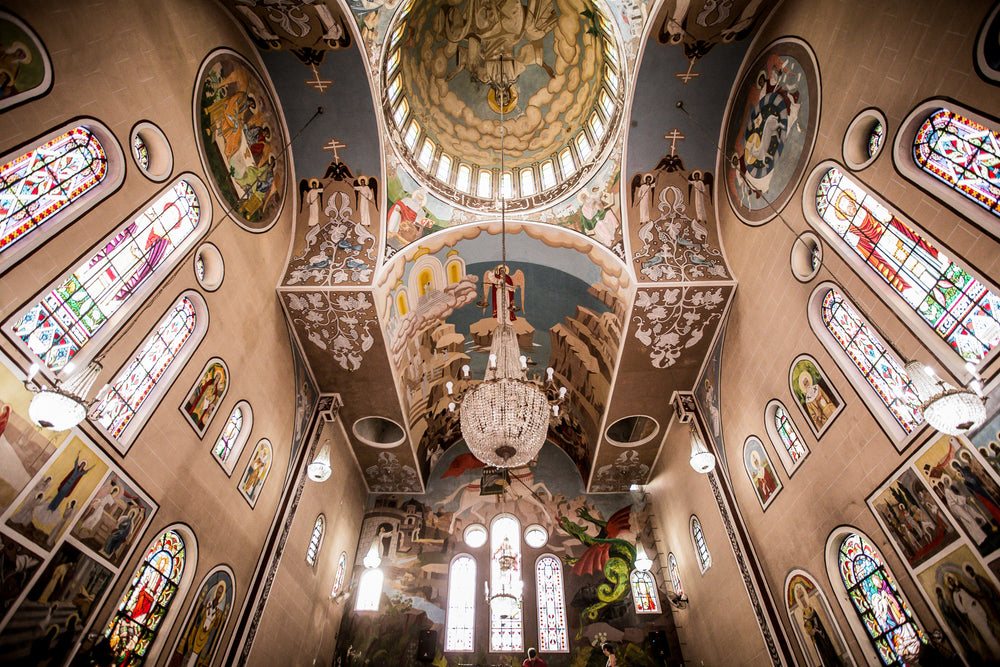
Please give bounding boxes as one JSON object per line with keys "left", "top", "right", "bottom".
{"left": 690, "top": 515, "right": 711, "bottom": 573}
{"left": 105, "top": 529, "right": 186, "bottom": 665}
{"left": 815, "top": 166, "right": 1000, "bottom": 364}
{"left": 0, "top": 126, "right": 108, "bottom": 258}
{"left": 306, "top": 515, "right": 325, "bottom": 567}
{"left": 913, "top": 108, "right": 1000, "bottom": 218}
{"left": 213, "top": 406, "right": 243, "bottom": 462}
{"left": 332, "top": 552, "right": 347, "bottom": 597}
{"left": 355, "top": 568, "right": 383, "bottom": 612}
{"left": 821, "top": 287, "right": 922, "bottom": 434}
{"left": 838, "top": 533, "right": 921, "bottom": 666}
{"left": 774, "top": 404, "right": 808, "bottom": 463}
{"left": 7, "top": 178, "right": 205, "bottom": 374}
{"left": 667, "top": 552, "right": 683, "bottom": 598}
{"left": 535, "top": 555, "right": 568, "bottom": 652}
{"left": 630, "top": 570, "right": 661, "bottom": 614}
{"left": 490, "top": 514, "right": 523, "bottom": 652}
{"left": 445, "top": 554, "right": 477, "bottom": 652}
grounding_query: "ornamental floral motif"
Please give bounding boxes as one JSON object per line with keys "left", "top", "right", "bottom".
{"left": 365, "top": 451, "right": 420, "bottom": 492}
{"left": 285, "top": 186, "right": 377, "bottom": 286}
{"left": 632, "top": 287, "right": 725, "bottom": 368}
{"left": 283, "top": 290, "right": 377, "bottom": 371}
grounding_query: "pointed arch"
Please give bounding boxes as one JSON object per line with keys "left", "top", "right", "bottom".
{"left": 667, "top": 552, "right": 684, "bottom": 598}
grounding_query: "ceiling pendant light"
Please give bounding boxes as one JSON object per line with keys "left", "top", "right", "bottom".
{"left": 25, "top": 361, "right": 107, "bottom": 431}
{"left": 689, "top": 424, "right": 716, "bottom": 474}
{"left": 307, "top": 439, "right": 333, "bottom": 482}
{"left": 904, "top": 360, "right": 986, "bottom": 436}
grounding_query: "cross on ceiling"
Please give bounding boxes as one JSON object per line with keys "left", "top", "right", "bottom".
{"left": 664, "top": 128, "right": 685, "bottom": 156}
{"left": 323, "top": 138, "right": 347, "bottom": 162}
{"left": 306, "top": 63, "right": 333, "bottom": 93}
{"left": 675, "top": 59, "right": 701, "bottom": 84}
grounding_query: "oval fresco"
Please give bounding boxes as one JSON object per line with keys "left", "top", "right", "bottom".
{"left": 723, "top": 38, "right": 820, "bottom": 225}
{"left": 0, "top": 10, "right": 52, "bottom": 112}
{"left": 194, "top": 49, "right": 287, "bottom": 232}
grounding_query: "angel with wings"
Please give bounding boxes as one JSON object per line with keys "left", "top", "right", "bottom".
{"left": 477, "top": 264, "right": 525, "bottom": 322}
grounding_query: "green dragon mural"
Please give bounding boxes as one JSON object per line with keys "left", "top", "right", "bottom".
{"left": 559, "top": 505, "right": 636, "bottom": 636}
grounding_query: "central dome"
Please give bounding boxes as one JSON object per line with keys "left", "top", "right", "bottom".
{"left": 381, "top": 0, "right": 625, "bottom": 212}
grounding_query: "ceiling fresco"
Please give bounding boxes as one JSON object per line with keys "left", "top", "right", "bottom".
{"left": 221, "top": 0, "right": 781, "bottom": 493}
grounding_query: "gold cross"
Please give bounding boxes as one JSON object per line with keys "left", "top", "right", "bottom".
{"left": 675, "top": 59, "right": 701, "bottom": 84}
{"left": 323, "top": 138, "right": 347, "bottom": 162}
{"left": 306, "top": 64, "right": 333, "bottom": 93}
{"left": 664, "top": 128, "right": 686, "bottom": 156}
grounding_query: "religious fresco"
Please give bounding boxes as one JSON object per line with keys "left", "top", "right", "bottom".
{"left": 742, "top": 435, "right": 780, "bottom": 510}
{"left": 194, "top": 49, "right": 287, "bottom": 231}
{"left": 220, "top": 0, "right": 351, "bottom": 64}
{"left": 694, "top": 317, "right": 725, "bottom": 469}
{"left": 0, "top": 11, "right": 51, "bottom": 112}
{"left": 181, "top": 358, "right": 229, "bottom": 437}
{"left": 239, "top": 439, "right": 273, "bottom": 508}
{"left": 0, "top": 532, "right": 40, "bottom": 617}
{"left": 784, "top": 571, "right": 851, "bottom": 667}
{"left": 788, "top": 355, "right": 843, "bottom": 439}
{"left": 632, "top": 286, "right": 726, "bottom": 369}
{"left": 336, "top": 443, "right": 677, "bottom": 666}
{"left": 286, "top": 319, "right": 319, "bottom": 485}
{"left": 723, "top": 38, "right": 820, "bottom": 225}
{"left": 970, "top": 402, "right": 1000, "bottom": 478}
{"left": 167, "top": 566, "right": 234, "bottom": 667}
{"left": 870, "top": 468, "right": 960, "bottom": 569}
{"left": 976, "top": 2, "right": 1000, "bottom": 85}
{"left": 656, "top": 0, "right": 779, "bottom": 57}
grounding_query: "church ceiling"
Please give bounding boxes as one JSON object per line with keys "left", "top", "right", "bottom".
{"left": 220, "top": 0, "right": 779, "bottom": 493}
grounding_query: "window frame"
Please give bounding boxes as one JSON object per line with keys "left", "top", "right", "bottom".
{"left": 689, "top": 515, "right": 711, "bottom": 574}
{"left": 306, "top": 514, "right": 326, "bottom": 568}
{"left": 783, "top": 568, "right": 855, "bottom": 667}
{"left": 445, "top": 553, "right": 477, "bottom": 652}
{"left": 211, "top": 400, "right": 253, "bottom": 475}
{"left": 763, "top": 399, "right": 810, "bottom": 477}
{"left": 629, "top": 569, "right": 662, "bottom": 614}
{"left": 355, "top": 568, "right": 384, "bottom": 612}
{"left": 535, "top": 553, "right": 569, "bottom": 652}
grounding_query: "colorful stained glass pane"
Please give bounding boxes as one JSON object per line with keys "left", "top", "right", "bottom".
{"left": 213, "top": 406, "right": 243, "bottom": 461}
{"left": 869, "top": 121, "right": 885, "bottom": 158}
{"left": 838, "top": 533, "right": 921, "bottom": 666}
{"left": 9, "top": 180, "right": 201, "bottom": 372}
{"left": 332, "top": 552, "right": 347, "bottom": 596}
{"left": 105, "top": 529, "right": 185, "bottom": 666}
{"left": 355, "top": 568, "right": 383, "bottom": 611}
{"left": 0, "top": 126, "right": 108, "bottom": 255}
{"left": 536, "top": 555, "right": 568, "bottom": 651}
{"left": 630, "top": 570, "right": 661, "bottom": 614}
{"left": 821, "top": 289, "right": 923, "bottom": 433}
{"left": 445, "top": 555, "right": 477, "bottom": 651}
{"left": 132, "top": 134, "right": 149, "bottom": 170}
{"left": 490, "top": 515, "right": 523, "bottom": 652}
{"left": 306, "top": 515, "right": 325, "bottom": 567}
{"left": 774, "top": 405, "right": 807, "bottom": 463}
{"left": 93, "top": 297, "right": 196, "bottom": 438}
{"left": 667, "top": 553, "right": 683, "bottom": 598}
{"left": 913, "top": 108, "right": 1000, "bottom": 217}
{"left": 816, "top": 166, "right": 1000, "bottom": 363}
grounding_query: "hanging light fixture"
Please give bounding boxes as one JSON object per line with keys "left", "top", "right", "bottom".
{"left": 904, "top": 360, "right": 986, "bottom": 436}
{"left": 24, "top": 362, "right": 107, "bottom": 431}
{"left": 689, "top": 424, "right": 715, "bottom": 474}
{"left": 485, "top": 535, "right": 523, "bottom": 611}
{"left": 634, "top": 540, "right": 653, "bottom": 572}
{"left": 450, "top": 58, "right": 566, "bottom": 468}
{"left": 307, "top": 439, "right": 333, "bottom": 482}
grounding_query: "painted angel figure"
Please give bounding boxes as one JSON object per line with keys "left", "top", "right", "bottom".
{"left": 478, "top": 264, "right": 525, "bottom": 322}
{"left": 352, "top": 175, "right": 377, "bottom": 227}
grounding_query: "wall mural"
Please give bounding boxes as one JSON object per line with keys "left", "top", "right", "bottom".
{"left": 742, "top": 435, "right": 780, "bottom": 510}
{"left": 180, "top": 358, "right": 229, "bottom": 438}
{"left": 336, "top": 443, "right": 676, "bottom": 666}
{"left": 167, "top": 566, "right": 235, "bottom": 667}
{"left": 221, "top": 0, "right": 351, "bottom": 65}
{"left": 194, "top": 49, "right": 287, "bottom": 231}
{"left": 239, "top": 439, "right": 273, "bottom": 508}
{"left": 0, "top": 10, "right": 52, "bottom": 112}
{"left": 788, "top": 354, "right": 843, "bottom": 440}
{"left": 282, "top": 290, "right": 379, "bottom": 372}
{"left": 694, "top": 317, "right": 726, "bottom": 471}
{"left": 784, "top": 571, "right": 851, "bottom": 667}
{"left": 722, "top": 38, "right": 820, "bottom": 225}
{"left": 656, "top": 0, "right": 779, "bottom": 61}
{"left": 286, "top": 318, "right": 319, "bottom": 486}
{"left": 631, "top": 286, "right": 726, "bottom": 369}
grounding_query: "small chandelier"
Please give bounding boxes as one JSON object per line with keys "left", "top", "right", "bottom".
{"left": 450, "top": 61, "right": 566, "bottom": 468}
{"left": 307, "top": 439, "right": 333, "bottom": 482}
{"left": 24, "top": 361, "right": 107, "bottom": 431}
{"left": 634, "top": 540, "right": 653, "bottom": 572}
{"left": 904, "top": 360, "right": 986, "bottom": 436}
{"left": 485, "top": 536, "right": 523, "bottom": 607}
{"left": 689, "top": 424, "right": 715, "bottom": 474}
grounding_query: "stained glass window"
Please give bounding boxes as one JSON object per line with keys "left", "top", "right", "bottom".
{"left": 195, "top": 254, "right": 206, "bottom": 282}
{"left": 92, "top": 297, "right": 197, "bottom": 439}
{"left": 9, "top": 179, "right": 201, "bottom": 373}
{"left": 630, "top": 570, "right": 661, "bottom": 614}
{"left": 490, "top": 514, "right": 523, "bottom": 652}
{"left": 332, "top": 552, "right": 347, "bottom": 596}
{"left": 132, "top": 134, "right": 149, "bottom": 170}
{"left": 816, "top": 166, "right": 1000, "bottom": 363}
{"left": 868, "top": 122, "right": 885, "bottom": 158}
{"left": 355, "top": 568, "right": 383, "bottom": 611}
{"left": 774, "top": 404, "right": 808, "bottom": 463}
{"left": 535, "top": 555, "right": 568, "bottom": 651}
{"left": 667, "top": 553, "right": 683, "bottom": 598}
{"left": 213, "top": 405, "right": 244, "bottom": 462}
{"left": 105, "top": 529, "right": 186, "bottom": 666}
{"left": 690, "top": 516, "right": 711, "bottom": 573}
{"left": 306, "top": 515, "right": 325, "bottom": 567}
{"left": 445, "top": 555, "right": 477, "bottom": 652}
{"left": 913, "top": 108, "right": 1000, "bottom": 219}
{"left": 821, "top": 288, "right": 923, "bottom": 433}
{"left": 0, "top": 125, "right": 108, "bottom": 257}
{"left": 838, "top": 533, "right": 922, "bottom": 666}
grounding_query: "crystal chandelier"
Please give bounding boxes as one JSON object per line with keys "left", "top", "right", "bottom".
{"left": 450, "top": 62, "right": 566, "bottom": 468}
{"left": 24, "top": 361, "right": 107, "bottom": 431}
{"left": 904, "top": 360, "right": 986, "bottom": 436}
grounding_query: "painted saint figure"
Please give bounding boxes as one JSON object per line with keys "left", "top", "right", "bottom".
{"left": 47, "top": 452, "right": 90, "bottom": 512}
{"left": 797, "top": 370, "right": 835, "bottom": 432}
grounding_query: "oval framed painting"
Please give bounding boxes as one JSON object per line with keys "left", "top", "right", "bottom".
{"left": 722, "top": 37, "right": 821, "bottom": 225}
{"left": 0, "top": 10, "right": 52, "bottom": 112}
{"left": 193, "top": 49, "right": 287, "bottom": 232}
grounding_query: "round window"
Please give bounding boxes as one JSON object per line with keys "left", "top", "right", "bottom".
{"left": 842, "top": 108, "right": 887, "bottom": 170}
{"left": 464, "top": 523, "right": 487, "bottom": 548}
{"left": 129, "top": 121, "right": 173, "bottom": 181}
{"left": 524, "top": 524, "right": 547, "bottom": 548}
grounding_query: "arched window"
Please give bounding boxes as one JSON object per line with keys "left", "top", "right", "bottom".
{"left": 5, "top": 175, "right": 210, "bottom": 377}
{"left": 105, "top": 527, "right": 194, "bottom": 664}
{"left": 355, "top": 568, "right": 384, "bottom": 611}
{"left": 332, "top": 552, "right": 348, "bottom": 597}
{"left": 306, "top": 515, "right": 325, "bottom": 567}
{"left": 490, "top": 514, "right": 523, "bottom": 652}
{"left": 212, "top": 401, "right": 253, "bottom": 474}
{"left": 535, "top": 555, "right": 568, "bottom": 652}
{"left": 0, "top": 120, "right": 125, "bottom": 274}
{"left": 808, "top": 163, "right": 1000, "bottom": 370}
{"left": 445, "top": 554, "right": 477, "bottom": 652}
{"left": 667, "top": 553, "right": 683, "bottom": 598}
{"left": 690, "top": 515, "right": 711, "bottom": 573}
{"left": 629, "top": 570, "right": 661, "bottom": 614}
{"left": 92, "top": 292, "right": 208, "bottom": 453}
{"left": 809, "top": 283, "right": 923, "bottom": 445}
{"left": 833, "top": 531, "right": 922, "bottom": 666}
{"left": 764, "top": 399, "right": 810, "bottom": 476}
